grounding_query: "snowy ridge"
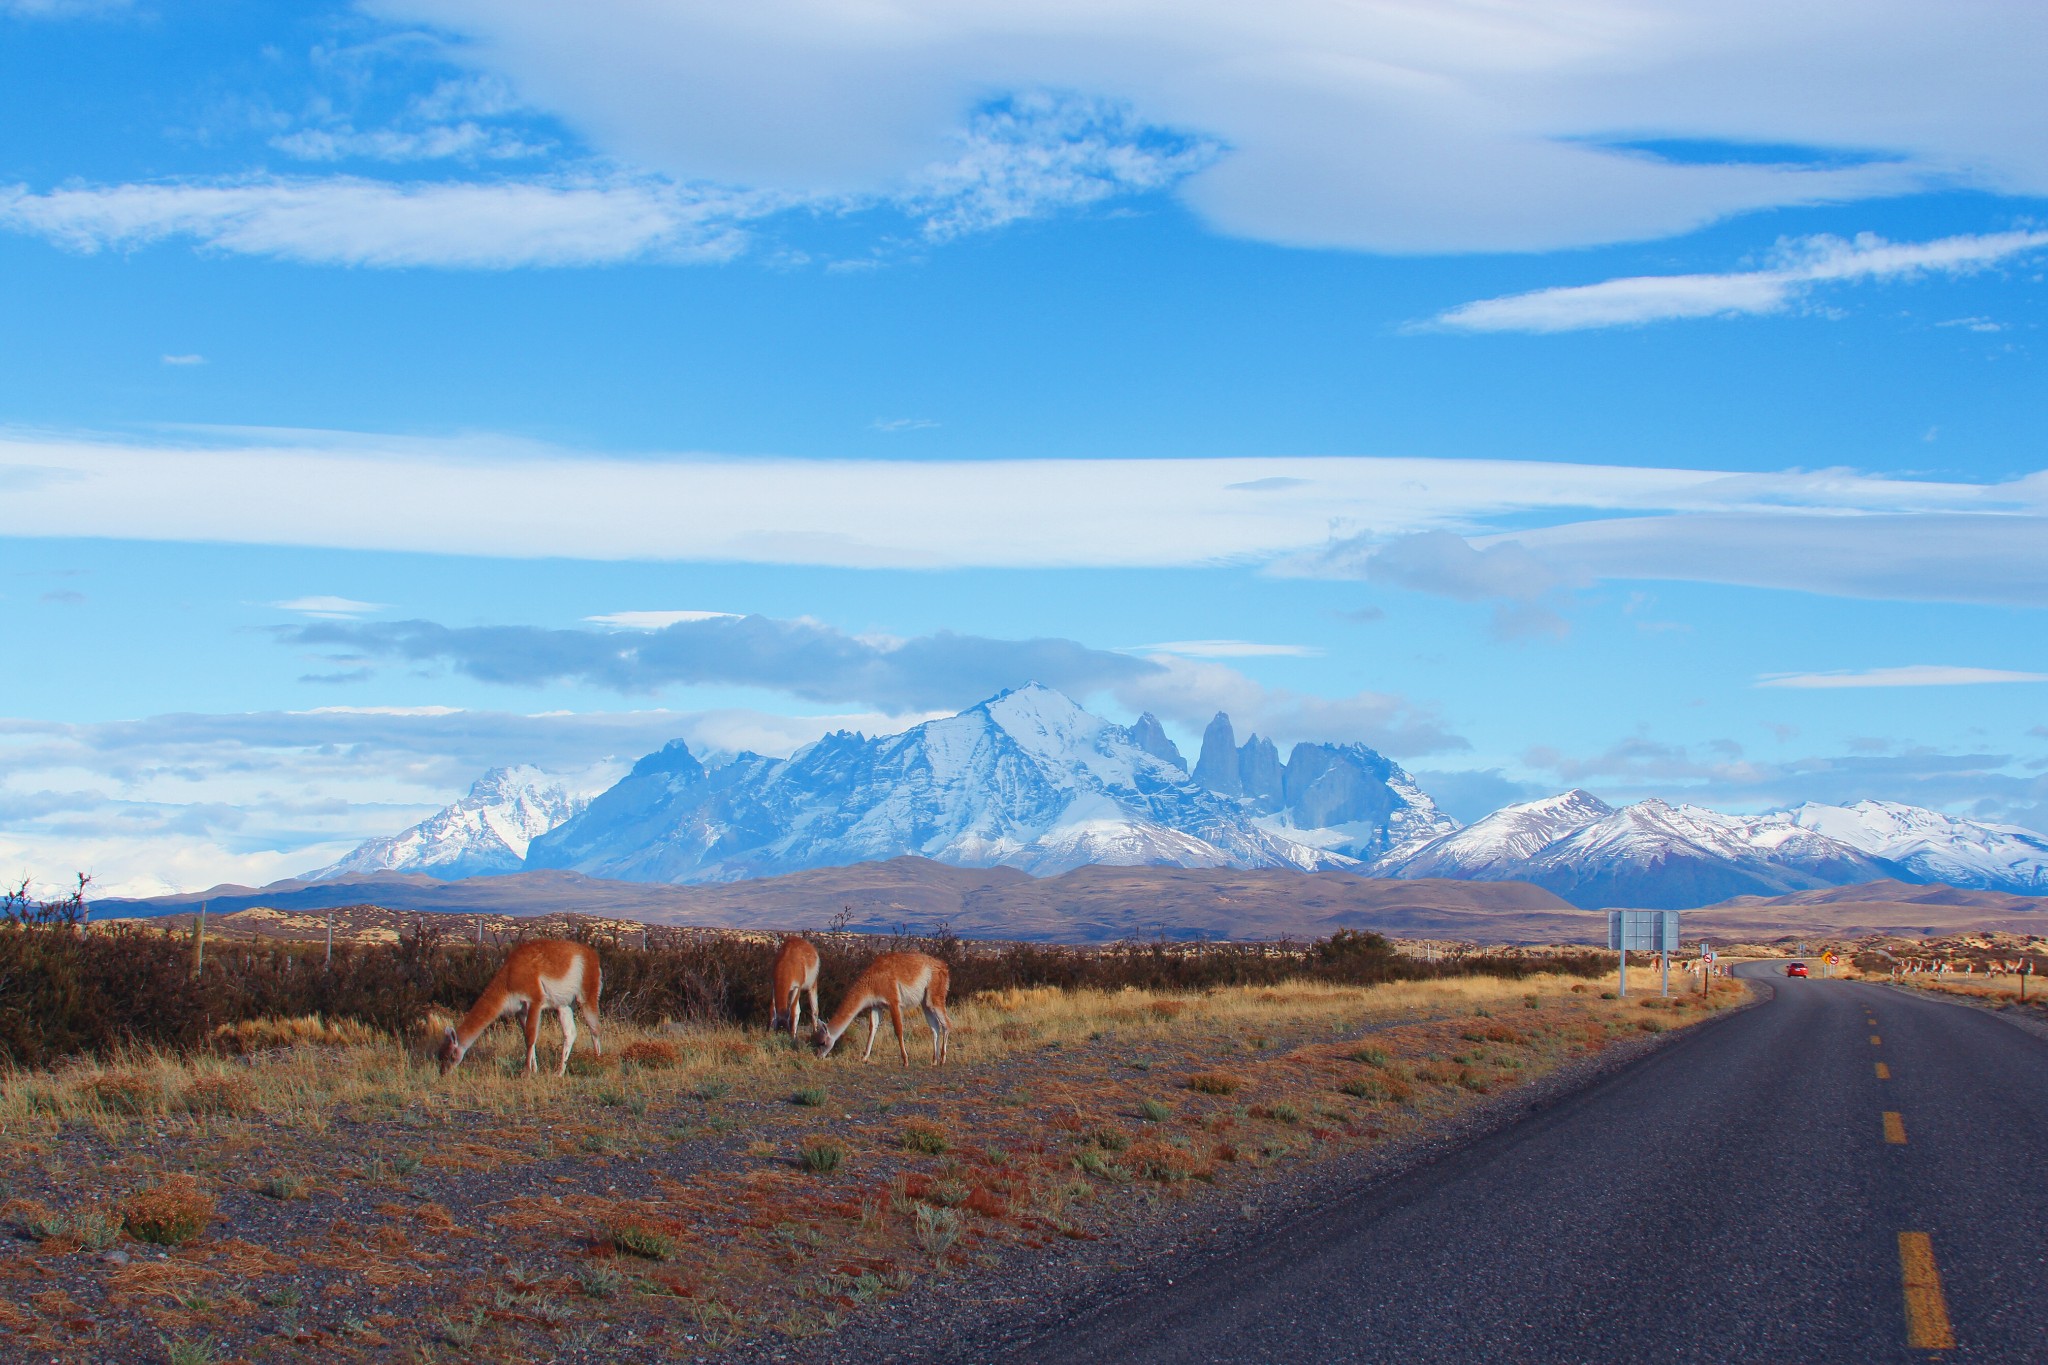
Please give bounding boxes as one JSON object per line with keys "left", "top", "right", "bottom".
{"left": 1377, "top": 789, "right": 1614, "bottom": 879}
{"left": 1787, "top": 800, "right": 2048, "bottom": 893}
{"left": 312, "top": 765, "right": 617, "bottom": 881}
{"left": 1378, "top": 793, "right": 1969, "bottom": 909}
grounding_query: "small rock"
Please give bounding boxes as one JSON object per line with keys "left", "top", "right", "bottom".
{"left": 100, "top": 1250, "right": 130, "bottom": 1265}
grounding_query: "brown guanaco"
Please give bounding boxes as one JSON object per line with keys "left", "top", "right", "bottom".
{"left": 438, "top": 939, "right": 602, "bottom": 1076}
{"left": 812, "top": 951, "right": 950, "bottom": 1066}
{"left": 769, "top": 936, "right": 821, "bottom": 1038}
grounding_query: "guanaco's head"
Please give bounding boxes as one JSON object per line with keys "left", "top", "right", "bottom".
{"left": 810, "top": 1023, "right": 835, "bottom": 1058}
{"left": 437, "top": 1026, "right": 465, "bottom": 1075}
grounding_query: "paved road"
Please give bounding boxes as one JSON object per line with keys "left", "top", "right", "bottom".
{"left": 1008, "top": 966, "right": 2048, "bottom": 1363}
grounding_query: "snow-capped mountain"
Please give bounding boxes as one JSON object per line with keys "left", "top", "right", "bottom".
{"left": 312, "top": 765, "right": 612, "bottom": 881}
{"left": 1381, "top": 795, "right": 1902, "bottom": 909}
{"left": 526, "top": 686, "right": 1351, "bottom": 883}
{"left": 1189, "top": 712, "right": 1457, "bottom": 862}
{"left": 1786, "top": 800, "right": 2048, "bottom": 893}
{"left": 1377, "top": 790, "right": 1615, "bottom": 879}
{"left": 1509, "top": 799, "right": 1899, "bottom": 909}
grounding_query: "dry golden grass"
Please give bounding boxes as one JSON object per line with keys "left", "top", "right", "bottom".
{"left": 0, "top": 970, "right": 1707, "bottom": 1138}
{"left": 0, "top": 969, "right": 1750, "bottom": 1361}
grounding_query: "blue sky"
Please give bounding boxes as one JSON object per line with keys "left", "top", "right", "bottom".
{"left": 2, "top": 0, "right": 2045, "bottom": 893}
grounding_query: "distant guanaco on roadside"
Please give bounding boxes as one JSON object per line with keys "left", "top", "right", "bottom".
{"left": 812, "top": 951, "right": 951, "bottom": 1066}
{"left": 439, "top": 939, "right": 603, "bottom": 1076}
{"left": 769, "top": 936, "right": 822, "bottom": 1038}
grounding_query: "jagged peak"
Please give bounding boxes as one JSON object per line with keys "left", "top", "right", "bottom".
{"left": 628, "top": 737, "right": 703, "bottom": 779}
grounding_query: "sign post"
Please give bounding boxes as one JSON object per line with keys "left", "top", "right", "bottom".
{"left": 1608, "top": 910, "right": 1681, "bottom": 999}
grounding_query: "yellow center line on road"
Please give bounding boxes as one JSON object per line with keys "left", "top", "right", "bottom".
{"left": 1884, "top": 1111, "right": 1907, "bottom": 1144}
{"left": 1899, "top": 1232, "right": 1956, "bottom": 1350}
{"left": 1871, "top": 1034, "right": 1883, "bottom": 1045}
{"left": 1876, "top": 1062, "right": 1891, "bottom": 1080}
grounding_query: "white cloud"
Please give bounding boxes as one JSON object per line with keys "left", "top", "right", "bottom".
{"left": 272, "top": 124, "right": 550, "bottom": 164}
{"left": 584, "top": 610, "right": 739, "bottom": 629}
{"left": 1490, "top": 512, "right": 2048, "bottom": 609}
{"left": 160, "top": 353, "right": 206, "bottom": 366}
{"left": 1758, "top": 665, "right": 2048, "bottom": 689}
{"left": 1432, "top": 230, "right": 2048, "bottom": 332}
{"left": 0, "top": 176, "right": 764, "bottom": 268}
{"left": 272, "top": 594, "right": 388, "bottom": 619}
{"left": 1131, "top": 640, "right": 1320, "bottom": 659}
{"left": 366, "top": 0, "right": 2045, "bottom": 253}
{"left": 8, "top": 427, "right": 2042, "bottom": 587}
{"left": 903, "top": 91, "right": 1217, "bottom": 240}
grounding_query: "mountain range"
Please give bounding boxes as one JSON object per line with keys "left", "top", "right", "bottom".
{"left": 307, "top": 685, "right": 2048, "bottom": 911}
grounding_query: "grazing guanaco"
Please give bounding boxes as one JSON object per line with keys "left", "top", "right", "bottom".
{"left": 812, "top": 951, "right": 950, "bottom": 1066}
{"left": 438, "top": 939, "right": 602, "bottom": 1076}
{"left": 768, "top": 936, "right": 822, "bottom": 1038}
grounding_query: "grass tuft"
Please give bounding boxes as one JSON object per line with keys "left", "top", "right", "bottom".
{"left": 619, "top": 1038, "right": 682, "bottom": 1069}
{"left": 122, "top": 1176, "right": 213, "bottom": 1246}
{"left": 182, "top": 1074, "right": 257, "bottom": 1116}
{"left": 799, "top": 1137, "right": 846, "bottom": 1175}
{"left": 1186, "top": 1070, "right": 1243, "bottom": 1095}
{"left": 1138, "top": 1098, "right": 1171, "bottom": 1122}
{"left": 899, "top": 1119, "right": 951, "bottom": 1155}
{"left": 790, "top": 1086, "right": 827, "bottom": 1108}
{"left": 913, "top": 1203, "right": 963, "bottom": 1260}
{"left": 603, "top": 1218, "right": 677, "bottom": 1261}
{"left": 255, "top": 1173, "right": 303, "bottom": 1201}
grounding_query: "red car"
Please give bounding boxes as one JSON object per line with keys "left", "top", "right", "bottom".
{"left": 1785, "top": 962, "right": 1809, "bottom": 977}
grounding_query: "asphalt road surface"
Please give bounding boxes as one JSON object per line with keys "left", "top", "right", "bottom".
{"left": 1008, "top": 964, "right": 2048, "bottom": 1363}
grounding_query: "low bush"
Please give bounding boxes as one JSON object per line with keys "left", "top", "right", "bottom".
{"left": 122, "top": 1177, "right": 214, "bottom": 1246}
{"left": 1185, "top": 1070, "right": 1242, "bottom": 1095}
{"left": 619, "top": 1039, "right": 682, "bottom": 1069}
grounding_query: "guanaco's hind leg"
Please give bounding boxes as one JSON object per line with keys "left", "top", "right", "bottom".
{"left": 521, "top": 998, "right": 542, "bottom": 1075}
{"left": 889, "top": 998, "right": 909, "bottom": 1067}
{"left": 922, "top": 1003, "right": 951, "bottom": 1064}
{"left": 557, "top": 1003, "right": 579, "bottom": 1076}
{"left": 858, "top": 1006, "right": 883, "bottom": 1061}
{"left": 583, "top": 993, "right": 602, "bottom": 1057}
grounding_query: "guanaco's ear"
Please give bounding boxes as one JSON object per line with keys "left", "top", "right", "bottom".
{"left": 442, "top": 1026, "right": 457, "bottom": 1044}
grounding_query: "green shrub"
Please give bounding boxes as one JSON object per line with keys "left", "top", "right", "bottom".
{"left": 800, "top": 1138, "right": 846, "bottom": 1175}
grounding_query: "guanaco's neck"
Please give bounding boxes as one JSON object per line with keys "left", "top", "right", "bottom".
{"left": 822, "top": 984, "right": 886, "bottom": 1045}
{"left": 453, "top": 981, "right": 513, "bottom": 1052}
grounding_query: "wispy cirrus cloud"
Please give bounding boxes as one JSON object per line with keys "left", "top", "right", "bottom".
{"left": 1758, "top": 665, "right": 2048, "bottom": 690}
{"left": 1430, "top": 230, "right": 2048, "bottom": 333}
{"left": 583, "top": 610, "right": 739, "bottom": 630}
{"left": 1131, "top": 640, "right": 1320, "bottom": 659}
{"left": 272, "top": 595, "right": 387, "bottom": 619}
{"left": 0, "top": 92, "right": 1209, "bottom": 270}
{"left": 0, "top": 175, "right": 763, "bottom": 268}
